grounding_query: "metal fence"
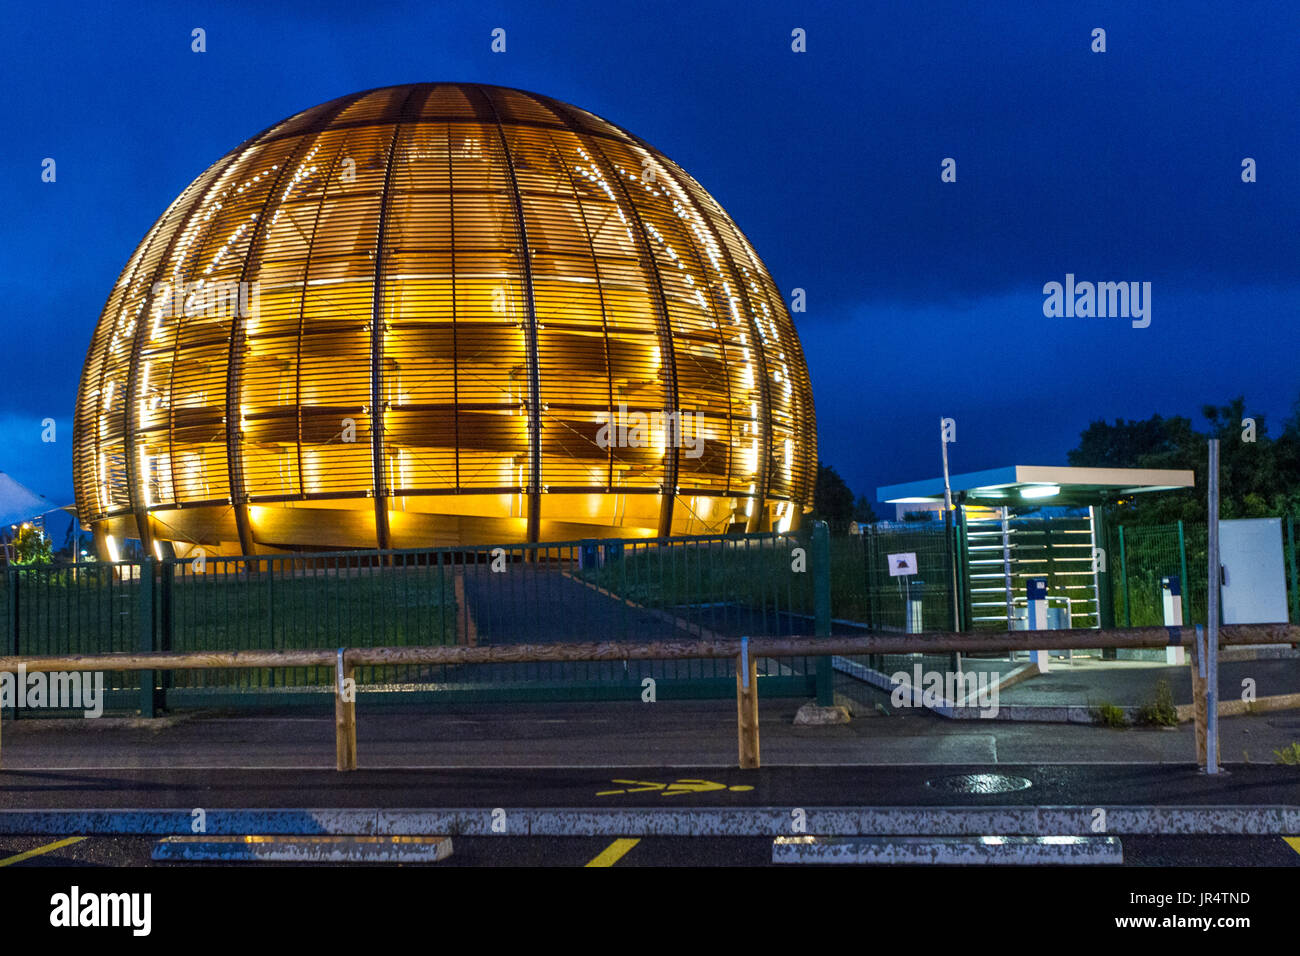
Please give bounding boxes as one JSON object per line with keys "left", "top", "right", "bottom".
{"left": 1111, "top": 515, "right": 1299, "bottom": 627}
{"left": 841, "top": 524, "right": 955, "bottom": 632}
{"left": 6, "top": 512, "right": 1296, "bottom": 716}
{"left": 3, "top": 531, "right": 819, "bottom": 714}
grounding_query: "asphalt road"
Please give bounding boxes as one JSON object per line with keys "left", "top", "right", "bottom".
{"left": 1, "top": 762, "right": 1298, "bottom": 809}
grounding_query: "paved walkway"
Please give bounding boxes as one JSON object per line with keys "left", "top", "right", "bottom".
{"left": 3, "top": 698, "right": 1299, "bottom": 769}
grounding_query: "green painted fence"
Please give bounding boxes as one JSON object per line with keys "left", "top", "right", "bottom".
{"left": 3, "top": 531, "right": 824, "bottom": 714}
{"left": 1110, "top": 515, "right": 1299, "bottom": 627}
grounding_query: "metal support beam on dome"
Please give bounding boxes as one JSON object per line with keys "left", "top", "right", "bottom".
{"left": 554, "top": 103, "right": 684, "bottom": 542}
{"left": 476, "top": 85, "right": 545, "bottom": 545}
{"left": 369, "top": 85, "right": 429, "bottom": 552}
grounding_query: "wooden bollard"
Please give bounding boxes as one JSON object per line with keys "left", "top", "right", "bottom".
{"left": 1189, "top": 629, "right": 1209, "bottom": 767}
{"left": 1192, "top": 672, "right": 1208, "bottom": 766}
{"left": 335, "top": 650, "right": 357, "bottom": 771}
{"left": 735, "top": 640, "right": 759, "bottom": 769}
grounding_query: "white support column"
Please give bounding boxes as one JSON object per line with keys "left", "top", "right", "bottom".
{"left": 1027, "top": 576, "right": 1049, "bottom": 672}
{"left": 1162, "top": 575, "right": 1186, "bottom": 665}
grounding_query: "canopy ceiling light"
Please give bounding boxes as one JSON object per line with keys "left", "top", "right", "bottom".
{"left": 1019, "top": 485, "right": 1061, "bottom": 499}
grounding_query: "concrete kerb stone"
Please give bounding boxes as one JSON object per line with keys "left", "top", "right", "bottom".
{"left": 772, "top": 835, "right": 1125, "bottom": 865}
{"left": 833, "top": 656, "right": 1300, "bottom": 724}
{"left": 833, "top": 656, "right": 1052, "bottom": 721}
{"left": 793, "top": 702, "right": 852, "bottom": 725}
{"left": 1, "top": 805, "right": 1296, "bottom": 837}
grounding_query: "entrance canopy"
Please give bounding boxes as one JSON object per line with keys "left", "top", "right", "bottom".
{"left": 879, "top": 465, "right": 1195, "bottom": 509}
{"left": 0, "top": 472, "right": 48, "bottom": 527}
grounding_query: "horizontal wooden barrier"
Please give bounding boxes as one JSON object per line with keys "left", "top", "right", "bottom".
{"left": 1, "top": 623, "right": 1294, "bottom": 674}
{"left": 0, "top": 623, "right": 1295, "bottom": 771}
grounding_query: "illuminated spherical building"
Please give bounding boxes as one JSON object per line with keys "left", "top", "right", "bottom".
{"left": 73, "top": 83, "right": 816, "bottom": 556}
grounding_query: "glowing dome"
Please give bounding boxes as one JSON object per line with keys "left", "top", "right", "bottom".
{"left": 73, "top": 83, "right": 816, "bottom": 555}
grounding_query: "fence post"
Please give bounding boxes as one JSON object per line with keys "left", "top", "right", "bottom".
{"left": 1117, "top": 525, "right": 1131, "bottom": 628}
{"left": 1177, "top": 520, "right": 1191, "bottom": 625}
{"left": 950, "top": 505, "right": 967, "bottom": 670}
{"left": 958, "top": 507, "right": 974, "bottom": 633}
{"left": 1286, "top": 513, "right": 1298, "bottom": 626}
{"left": 813, "top": 521, "right": 833, "bottom": 706}
{"left": 1203, "top": 440, "right": 1220, "bottom": 774}
{"left": 4, "top": 568, "right": 14, "bottom": 727}
{"left": 335, "top": 648, "right": 357, "bottom": 771}
{"left": 139, "top": 558, "right": 155, "bottom": 718}
{"left": 159, "top": 558, "right": 174, "bottom": 706}
{"left": 736, "top": 637, "right": 760, "bottom": 769}
{"left": 1190, "top": 627, "right": 1208, "bottom": 765}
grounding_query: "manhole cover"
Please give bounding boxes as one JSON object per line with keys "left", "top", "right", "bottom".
{"left": 925, "top": 773, "right": 1033, "bottom": 794}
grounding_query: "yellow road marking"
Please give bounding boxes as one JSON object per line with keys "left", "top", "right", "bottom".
{"left": 597, "top": 780, "right": 666, "bottom": 796}
{"left": 1284, "top": 837, "right": 1300, "bottom": 856}
{"left": 0, "top": 836, "right": 86, "bottom": 867}
{"left": 586, "top": 838, "right": 640, "bottom": 867}
{"left": 598, "top": 778, "right": 755, "bottom": 797}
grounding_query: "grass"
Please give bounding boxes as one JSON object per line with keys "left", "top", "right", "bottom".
{"left": 1274, "top": 742, "right": 1300, "bottom": 765}
{"left": 1091, "top": 701, "right": 1129, "bottom": 728}
{"left": 581, "top": 535, "right": 808, "bottom": 608}
{"left": 3, "top": 563, "right": 458, "bottom": 691}
{"left": 580, "top": 531, "right": 955, "bottom": 631}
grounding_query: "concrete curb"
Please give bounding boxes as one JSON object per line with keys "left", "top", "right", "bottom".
{"left": 152, "top": 834, "right": 454, "bottom": 863}
{"left": 833, "top": 656, "right": 1300, "bottom": 724}
{"left": 0, "top": 805, "right": 1295, "bottom": 836}
{"left": 1175, "top": 692, "right": 1300, "bottom": 723}
{"left": 772, "top": 835, "right": 1124, "bottom": 865}
{"left": 834, "top": 656, "right": 1069, "bottom": 721}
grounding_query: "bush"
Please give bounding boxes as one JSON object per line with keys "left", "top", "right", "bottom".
{"left": 10, "top": 525, "right": 53, "bottom": 564}
{"left": 1135, "top": 678, "right": 1179, "bottom": 727}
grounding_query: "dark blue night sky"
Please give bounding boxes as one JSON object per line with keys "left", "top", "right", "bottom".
{"left": 3, "top": 0, "right": 1297, "bottom": 516}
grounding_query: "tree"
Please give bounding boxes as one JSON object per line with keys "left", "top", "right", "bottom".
{"left": 1067, "top": 393, "right": 1300, "bottom": 524}
{"left": 811, "top": 462, "right": 856, "bottom": 534}
{"left": 10, "top": 525, "right": 53, "bottom": 564}
{"left": 853, "top": 494, "right": 879, "bottom": 526}
{"left": 1067, "top": 414, "right": 1198, "bottom": 470}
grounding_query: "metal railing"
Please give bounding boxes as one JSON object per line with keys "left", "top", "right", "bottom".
{"left": 2, "top": 622, "right": 1294, "bottom": 771}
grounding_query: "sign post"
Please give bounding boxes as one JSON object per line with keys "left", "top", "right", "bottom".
{"left": 1203, "top": 440, "right": 1221, "bottom": 774}
{"left": 888, "top": 552, "right": 921, "bottom": 634}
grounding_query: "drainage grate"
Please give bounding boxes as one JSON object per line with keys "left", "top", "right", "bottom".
{"left": 925, "top": 773, "right": 1033, "bottom": 794}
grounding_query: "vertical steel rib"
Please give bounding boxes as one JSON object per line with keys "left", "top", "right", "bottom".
{"left": 225, "top": 94, "right": 362, "bottom": 556}
{"left": 475, "top": 86, "right": 544, "bottom": 543}
{"left": 537, "top": 123, "right": 617, "bottom": 491}
{"left": 121, "top": 157, "right": 240, "bottom": 553}
{"left": 543, "top": 98, "right": 682, "bottom": 538}
{"left": 369, "top": 85, "right": 429, "bottom": 550}
{"left": 622, "top": 138, "right": 773, "bottom": 532}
